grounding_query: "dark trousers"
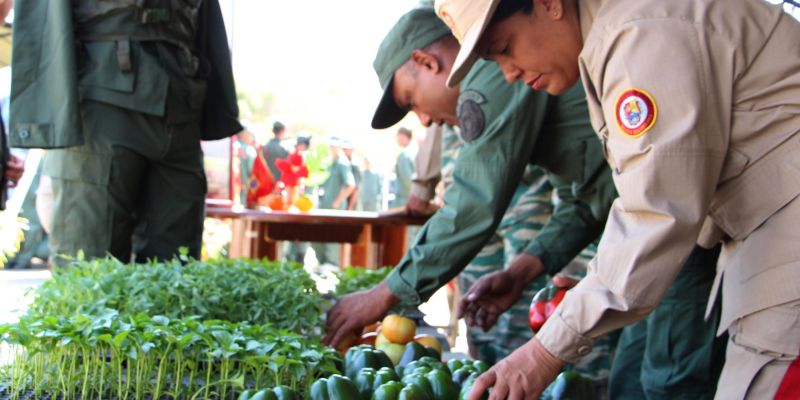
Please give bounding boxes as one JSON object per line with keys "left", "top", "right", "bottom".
{"left": 609, "top": 244, "right": 726, "bottom": 399}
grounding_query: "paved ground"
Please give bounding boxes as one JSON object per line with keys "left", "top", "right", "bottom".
{"left": 0, "top": 266, "right": 50, "bottom": 324}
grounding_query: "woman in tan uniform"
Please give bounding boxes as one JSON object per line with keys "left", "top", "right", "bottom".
{"left": 433, "top": 0, "right": 800, "bottom": 398}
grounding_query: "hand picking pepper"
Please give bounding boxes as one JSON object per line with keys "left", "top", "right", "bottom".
{"left": 528, "top": 283, "right": 567, "bottom": 333}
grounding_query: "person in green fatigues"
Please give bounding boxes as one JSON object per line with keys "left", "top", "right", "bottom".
{"left": 8, "top": 0, "right": 241, "bottom": 264}
{"left": 263, "top": 121, "right": 290, "bottom": 182}
{"left": 391, "top": 127, "right": 416, "bottom": 208}
{"left": 311, "top": 138, "right": 356, "bottom": 266}
{"left": 234, "top": 130, "right": 258, "bottom": 206}
{"left": 325, "top": 6, "right": 619, "bottom": 367}
{"left": 358, "top": 158, "right": 382, "bottom": 211}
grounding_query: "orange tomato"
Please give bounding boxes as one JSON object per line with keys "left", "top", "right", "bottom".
{"left": 381, "top": 315, "right": 416, "bottom": 344}
{"left": 267, "top": 195, "right": 284, "bottom": 211}
{"left": 414, "top": 334, "right": 442, "bottom": 355}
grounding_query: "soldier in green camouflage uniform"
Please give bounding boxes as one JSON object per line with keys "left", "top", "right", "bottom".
{"left": 9, "top": 0, "right": 241, "bottom": 264}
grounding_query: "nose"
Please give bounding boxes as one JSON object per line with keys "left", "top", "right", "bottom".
{"left": 498, "top": 60, "right": 522, "bottom": 83}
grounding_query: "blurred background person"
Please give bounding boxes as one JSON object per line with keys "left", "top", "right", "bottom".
{"left": 341, "top": 139, "right": 361, "bottom": 211}
{"left": 311, "top": 137, "right": 355, "bottom": 266}
{"left": 233, "top": 130, "right": 258, "bottom": 205}
{"left": 262, "top": 121, "right": 290, "bottom": 181}
{"left": 359, "top": 157, "right": 383, "bottom": 211}
{"left": 390, "top": 127, "right": 415, "bottom": 208}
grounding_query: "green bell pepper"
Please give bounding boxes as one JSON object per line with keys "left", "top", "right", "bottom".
{"left": 398, "top": 342, "right": 429, "bottom": 368}
{"left": 426, "top": 369, "right": 459, "bottom": 400}
{"left": 249, "top": 389, "right": 277, "bottom": 400}
{"left": 400, "top": 383, "right": 434, "bottom": 400}
{"left": 272, "top": 385, "right": 296, "bottom": 400}
{"left": 310, "top": 378, "right": 331, "bottom": 400}
{"left": 356, "top": 368, "right": 378, "bottom": 400}
{"left": 446, "top": 359, "right": 464, "bottom": 374}
{"left": 374, "top": 366, "right": 401, "bottom": 390}
{"left": 347, "top": 347, "right": 395, "bottom": 379}
{"left": 540, "top": 371, "right": 596, "bottom": 400}
{"left": 372, "top": 381, "right": 403, "bottom": 400}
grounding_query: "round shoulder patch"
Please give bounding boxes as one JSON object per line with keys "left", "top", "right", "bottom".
{"left": 614, "top": 88, "right": 657, "bottom": 138}
{"left": 457, "top": 90, "right": 487, "bottom": 142}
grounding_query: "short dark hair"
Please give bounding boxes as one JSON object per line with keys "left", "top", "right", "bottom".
{"left": 491, "top": 0, "right": 534, "bottom": 25}
{"left": 397, "top": 127, "right": 412, "bottom": 138}
{"left": 272, "top": 121, "right": 286, "bottom": 134}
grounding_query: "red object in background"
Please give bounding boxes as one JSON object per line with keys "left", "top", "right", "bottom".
{"left": 275, "top": 151, "right": 309, "bottom": 188}
{"left": 246, "top": 154, "right": 275, "bottom": 208}
{"left": 529, "top": 284, "right": 567, "bottom": 333}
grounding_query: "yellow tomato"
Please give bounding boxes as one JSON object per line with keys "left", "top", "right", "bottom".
{"left": 294, "top": 194, "right": 314, "bottom": 212}
{"left": 378, "top": 342, "right": 405, "bottom": 366}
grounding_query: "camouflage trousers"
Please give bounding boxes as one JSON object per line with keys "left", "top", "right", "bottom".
{"left": 458, "top": 166, "right": 615, "bottom": 389}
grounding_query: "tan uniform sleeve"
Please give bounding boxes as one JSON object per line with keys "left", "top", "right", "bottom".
{"left": 410, "top": 124, "right": 443, "bottom": 201}
{"left": 537, "top": 20, "right": 730, "bottom": 362}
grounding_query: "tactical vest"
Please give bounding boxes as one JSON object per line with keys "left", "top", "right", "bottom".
{"left": 72, "top": 0, "right": 202, "bottom": 75}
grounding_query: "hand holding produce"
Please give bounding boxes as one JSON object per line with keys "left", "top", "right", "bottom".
{"left": 458, "top": 253, "right": 545, "bottom": 332}
{"left": 528, "top": 283, "right": 567, "bottom": 333}
{"left": 324, "top": 281, "right": 399, "bottom": 348}
{"left": 465, "top": 338, "right": 564, "bottom": 400}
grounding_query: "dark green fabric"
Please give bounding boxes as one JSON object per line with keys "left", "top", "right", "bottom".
{"left": 9, "top": 0, "right": 241, "bottom": 148}
{"left": 387, "top": 60, "right": 613, "bottom": 305}
{"left": 359, "top": 170, "right": 382, "bottom": 211}
{"left": 391, "top": 148, "right": 415, "bottom": 208}
{"left": 46, "top": 100, "right": 206, "bottom": 264}
{"left": 609, "top": 244, "right": 726, "bottom": 400}
{"left": 264, "top": 138, "right": 290, "bottom": 181}
{"left": 319, "top": 156, "right": 355, "bottom": 210}
{"left": 1, "top": 113, "right": 8, "bottom": 209}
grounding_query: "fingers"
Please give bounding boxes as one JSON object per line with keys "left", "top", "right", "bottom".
{"left": 470, "top": 370, "right": 497, "bottom": 400}
{"left": 456, "top": 295, "right": 470, "bottom": 319}
{"left": 467, "top": 275, "right": 492, "bottom": 301}
{"left": 507, "top": 386, "right": 524, "bottom": 400}
{"left": 481, "top": 311, "right": 499, "bottom": 332}
{"left": 552, "top": 275, "right": 579, "bottom": 289}
{"left": 323, "top": 302, "right": 345, "bottom": 346}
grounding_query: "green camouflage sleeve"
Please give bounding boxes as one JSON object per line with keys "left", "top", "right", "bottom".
{"left": 523, "top": 172, "right": 606, "bottom": 275}
{"left": 387, "top": 61, "right": 551, "bottom": 305}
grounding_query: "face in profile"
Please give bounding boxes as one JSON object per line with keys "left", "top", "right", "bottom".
{"left": 475, "top": 0, "right": 583, "bottom": 95}
{"left": 392, "top": 54, "right": 461, "bottom": 127}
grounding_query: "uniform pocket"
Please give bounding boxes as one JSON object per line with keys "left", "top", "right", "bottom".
{"left": 78, "top": 42, "right": 136, "bottom": 93}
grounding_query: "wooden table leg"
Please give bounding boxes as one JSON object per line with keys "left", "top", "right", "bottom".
{"left": 350, "top": 224, "right": 373, "bottom": 268}
{"left": 251, "top": 222, "right": 279, "bottom": 260}
{"left": 374, "top": 225, "right": 408, "bottom": 266}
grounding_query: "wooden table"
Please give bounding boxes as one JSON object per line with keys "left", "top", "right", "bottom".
{"left": 206, "top": 207, "right": 428, "bottom": 268}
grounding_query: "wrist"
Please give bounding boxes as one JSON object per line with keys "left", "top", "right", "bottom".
{"left": 531, "top": 337, "right": 567, "bottom": 371}
{"left": 373, "top": 280, "right": 400, "bottom": 310}
{"left": 507, "top": 253, "right": 545, "bottom": 286}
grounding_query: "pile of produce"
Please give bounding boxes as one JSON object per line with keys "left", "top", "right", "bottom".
{"left": 0, "top": 257, "right": 339, "bottom": 399}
